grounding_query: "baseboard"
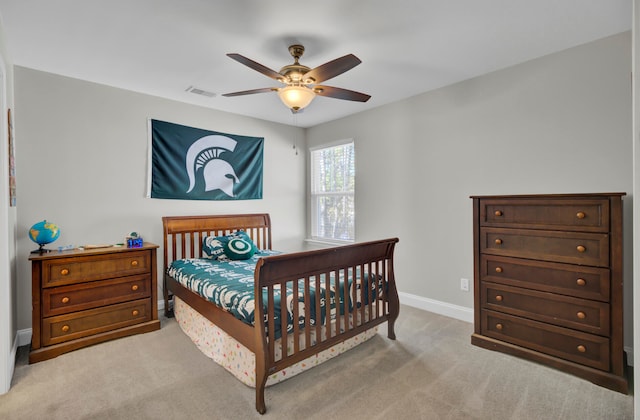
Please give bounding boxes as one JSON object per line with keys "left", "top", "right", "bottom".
{"left": 624, "top": 346, "right": 634, "bottom": 366}
{"left": 17, "top": 328, "right": 31, "bottom": 347}
{"left": 0, "top": 332, "right": 18, "bottom": 394}
{"left": 9, "top": 331, "right": 17, "bottom": 371}
{"left": 399, "top": 292, "right": 473, "bottom": 323}
{"left": 10, "top": 332, "right": 17, "bottom": 361}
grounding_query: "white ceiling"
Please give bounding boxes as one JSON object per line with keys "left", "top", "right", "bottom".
{"left": 0, "top": 1, "right": 631, "bottom": 128}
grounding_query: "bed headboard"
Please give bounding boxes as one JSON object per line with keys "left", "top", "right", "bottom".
{"left": 162, "top": 214, "right": 272, "bottom": 269}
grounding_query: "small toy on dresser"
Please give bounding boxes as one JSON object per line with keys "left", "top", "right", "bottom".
{"left": 126, "top": 232, "right": 143, "bottom": 248}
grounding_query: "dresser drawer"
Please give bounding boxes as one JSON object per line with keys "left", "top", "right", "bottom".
{"left": 42, "top": 250, "right": 151, "bottom": 287}
{"left": 41, "top": 299, "right": 151, "bottom": 346}
{"left": 480, "top": 255, "right": 610, "bottom": 301}
{"left": 479, "top": 198, "right": 610, "bottom": 232}
{"left": 481, "top": 310, "right": 610, "bottom": 371}
{"left": 480, "top": 227, "right": 609, "bottom": 267}
{"left": 481, "top": 283, "right": 610, "bottom": 335}
{"left": 42, "top": 274, "right": 151, "bottom": 317}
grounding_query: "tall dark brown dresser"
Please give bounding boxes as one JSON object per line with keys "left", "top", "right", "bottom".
{"left": 470, "top": 193, "right": 627, "bottom": 393}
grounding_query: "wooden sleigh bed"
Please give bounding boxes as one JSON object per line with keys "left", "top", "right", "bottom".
{"left": 162, "top": 214, "right": 399, "bottom": 414}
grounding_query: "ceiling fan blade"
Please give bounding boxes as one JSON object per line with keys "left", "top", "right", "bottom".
{"left": 222, "top": 87, "right": 276, "bottom": 97}
{"left": 226, "top": 53, "right": 282, "bottom": 80}
{"left": 313, "top": 85, "right": 371, "bottom": 102}
{"left": 304, "top": 54, "right": 362, "bottom": 84}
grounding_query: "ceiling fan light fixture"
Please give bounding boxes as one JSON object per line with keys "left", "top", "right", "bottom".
{"left": 277, "top": 85, "right": 316, "bottom": 112}
{"left": 224, "top": 44, "right": 370, "bottom": 112}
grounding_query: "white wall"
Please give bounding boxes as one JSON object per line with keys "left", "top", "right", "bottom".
{"left": 308, "top": 33, "right": 633, "bottom": 337}
{"left": 13, "top": 67, "right": 306, "bottom": 331}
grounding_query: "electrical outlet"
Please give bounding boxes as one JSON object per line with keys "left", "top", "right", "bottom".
{"left": 460, "top": 278, "right": 470, "bottom": 292}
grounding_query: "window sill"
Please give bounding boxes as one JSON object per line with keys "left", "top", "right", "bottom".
{"left": 304, "top": 238, "right": 354, "bottom": 248}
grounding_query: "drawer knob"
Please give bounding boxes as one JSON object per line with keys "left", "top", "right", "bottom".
{"left": 577, "top": 311, "right": 586, "bottom": 319}
{"left": 60, "top": 268, "right": 69, "bottom": 276}
{"left": 495, "top": 295, "right": 503, "bottom": 302}
{"left": 576, "top": 245, "right": 586, "bottom": 253}
{"left": 494, "top": 210, "right": 503, "bottom": 217}
{"left": 61, "top": 297, "right": 70, "bottom": 304}
{"left": 494, "top": 238, "right": 502, "bottom": 245}
{"left": 576, "top": 211, "right": 586, "bottom": 219}
{"left": 495, "top": 267, "right": 503, "bottom": 273}
{"left": 131, "top": 284, "right": 139, "bottom": 291}
{"left": 61, "top": 325, "right": 70, "bottom": 333}
{"left": 495, "top": 323, "right": 503, "bottom": 331}
{"left": 576, "top": 278, "right": 586, "bottom": 286}
{"left": 577, "top": 345, "right": 586, "bottom": 353}
{"left": 131, "top": 260, "right": 139, "bottom": 267}
{"left": 132, "top": 310, "right": 139, "bottom": 316}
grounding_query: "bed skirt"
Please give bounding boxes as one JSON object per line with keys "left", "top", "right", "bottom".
{"left": 174, "top": 296, "right": 378, "bottom": 387}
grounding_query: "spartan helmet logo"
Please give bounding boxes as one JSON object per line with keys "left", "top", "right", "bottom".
{"left": 185, "top": 135, "right": 240, "bottom": 197}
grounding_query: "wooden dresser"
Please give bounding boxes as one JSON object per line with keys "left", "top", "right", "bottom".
{"left": 29, "top": 243, "right": 161, "bottom": 363}
{"left": 470, "top": 193, "right": 627, "bottom": 393}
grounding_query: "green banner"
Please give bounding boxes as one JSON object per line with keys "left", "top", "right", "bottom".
{"left": 149, "top": 119, "right": 263, "bottom": 200}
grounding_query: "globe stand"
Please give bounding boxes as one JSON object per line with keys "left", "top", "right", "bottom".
{"left": 31, "top": 243, "right": 52, "bottom": 254}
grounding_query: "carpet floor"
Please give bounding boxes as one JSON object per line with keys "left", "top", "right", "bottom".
{"left": 0, "top": 305, "right": 633, "bottom": 419}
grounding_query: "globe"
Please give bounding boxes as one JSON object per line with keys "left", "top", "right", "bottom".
{"left": 29, "top": 220, "right": 60, "bottom": 253}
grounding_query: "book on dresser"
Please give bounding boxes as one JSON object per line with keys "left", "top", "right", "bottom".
{"left": 29, "top": 243, "right": 161, "bottom": 363}
{"left": 470, "top": 193, "right": 627, "bottom": 393}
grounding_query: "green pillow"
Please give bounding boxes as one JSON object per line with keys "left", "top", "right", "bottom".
{"left": 202, "top": 235, "right": 228, "bottom": 260}
{"left": 224, "top": 236, "right": 256, "bottom": 260}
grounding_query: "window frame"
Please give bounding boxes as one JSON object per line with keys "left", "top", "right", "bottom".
{"left": 308, "top": 139, "right": 355, "bottom": 244}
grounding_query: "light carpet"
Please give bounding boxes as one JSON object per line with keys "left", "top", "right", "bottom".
{"left": 0, "top": 305, "right": 633, "bottom": 419}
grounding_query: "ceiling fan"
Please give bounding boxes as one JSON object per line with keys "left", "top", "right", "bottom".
{"left": 222, "top": 44, "right": 371, "bottom": 113}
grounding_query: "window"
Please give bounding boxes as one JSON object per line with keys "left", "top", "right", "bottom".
{"left": 310, "top": 141, "right": 355, "bottom": 242}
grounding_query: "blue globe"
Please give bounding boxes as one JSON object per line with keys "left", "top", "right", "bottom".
{"left": 29, "top": 220, "right": 60, "bottom": 252}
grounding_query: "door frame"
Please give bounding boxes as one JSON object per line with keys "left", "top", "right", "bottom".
{"left": 0, "top": 51, "right": 13, "bottom": 394}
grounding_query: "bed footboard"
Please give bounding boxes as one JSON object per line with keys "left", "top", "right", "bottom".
{"left": 252, "top": 238, "right": 399, "bottom": 414}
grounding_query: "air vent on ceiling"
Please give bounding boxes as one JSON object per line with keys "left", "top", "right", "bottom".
{"left": 185, "top": 86, "right": 216, "bottom": 97}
